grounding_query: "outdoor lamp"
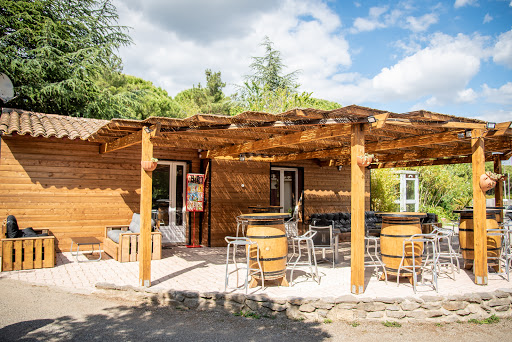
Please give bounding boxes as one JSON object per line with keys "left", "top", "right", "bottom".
{"left": 239, "top": 154, "right": 245, "bottom": 161}
{"left": 367, "top": 115, "right": 376, "bottom": 123}
{"left": 486, "top": 122, "right": 496, "bottom": 129}
{"left": 465, "top": 130, "right": 472, "bottom": 138}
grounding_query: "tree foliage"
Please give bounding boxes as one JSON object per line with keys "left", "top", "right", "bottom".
{"left": 174, "top": 69, "right": 231, "bottom": 116}
{"left": 0, "top": 0, "right": 132, "bottom": 118}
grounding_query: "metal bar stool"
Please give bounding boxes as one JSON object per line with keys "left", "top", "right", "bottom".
{"left": 224, "top": 236, "right": 264, "bottom": 293}
{"left": 364, "top": 235, "right": 387, "bottom": 283}
{"left": 288, "top": 230, "right": 319, "bottom": 285}
{"left": 235, "top": 216, "right": 248, "bottom": 237}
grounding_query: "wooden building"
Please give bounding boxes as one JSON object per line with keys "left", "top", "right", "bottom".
{"left": 1, "top": 106, "right": 511, "bottom": 293}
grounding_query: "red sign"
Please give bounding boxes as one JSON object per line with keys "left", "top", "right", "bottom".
{"left": 186, "top": 173, "right": 205, "bottom": 212}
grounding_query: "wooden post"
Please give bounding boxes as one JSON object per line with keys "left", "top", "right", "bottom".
{"left": 494, "top": 154, "right": 504, "bottom": 222}
{"left": 350, "top": 123, "right": 365, "bottom": 294}
{"left": 472, "top": 128, "right": 487, "bottom": 285}
{"left": 139, "top": 127, "right": 154, "bottom": 287}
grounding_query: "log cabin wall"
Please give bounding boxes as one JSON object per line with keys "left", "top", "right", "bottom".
{"left": 205, "top": 159, "right": 370, "bottom": 247}
{"left": 206, "top": 159, "right": 270, "bottom": 246}
{"left": 0, "top": 135, "right": 202, "bottom": 251}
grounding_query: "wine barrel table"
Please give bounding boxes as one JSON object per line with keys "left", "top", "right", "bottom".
{"left": 241, "top": 213, "right": 290, "bottom": 287}
{"left": 378, "top": 212, "right": 427, "bottom": 279}
{"left": 454, "top": 209, "right": 501, "bottom": 270}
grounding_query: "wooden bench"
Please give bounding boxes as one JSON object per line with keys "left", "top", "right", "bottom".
{"left": 104, "top": 225, "right": 162, "bottom": 262}
{"left": 1, "top": 220, "right": 55, "bottom": 272}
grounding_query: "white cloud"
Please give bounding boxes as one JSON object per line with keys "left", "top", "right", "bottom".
{"left": 113, "top": 0, "right": 350, "bottom": 96}
{"left": 454, "top": 0, "right": 478, "bottom": 9}
{"left": 493, "top": 30, "right": 512, "bottom": 68}
{"left": 482, "top": 82, "right": 512, "bottom": 105}
{"left": 473, "top": 109, "right": 512, "bottom": 122}
{"left": 483, "top": 13, "right": 493, "bottom": 23}
{"left": 351, "top": 6, "right": 388, "bottom": 33}
{"left": 406, "top": 13, "right": 439, "bottom": 32}
{"left": 313, "top": 33, "right": 490, "bottom": 106}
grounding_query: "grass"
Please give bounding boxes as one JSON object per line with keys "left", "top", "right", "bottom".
{"left": 351, "top": 322, "right": 360, "bottom": 327}
{"left": 468, "top": 315, "right": 500, "bottom": 325}
{"left": 323, "top": 319, "right": 333, "bottom": 324}
{"left": 383, "top": 321, "right": 402, "bottom": 328}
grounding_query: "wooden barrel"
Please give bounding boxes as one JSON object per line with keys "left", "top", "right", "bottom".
{"left": 458, "top": 211, "right": 501, "bottom": 262}
{"left": 380, "top": 214, "right": 424, "bottom": 276}
{"left": 244, "top": 213, "right": 288, "bottom": 282}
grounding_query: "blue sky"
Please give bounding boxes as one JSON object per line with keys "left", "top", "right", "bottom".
{"left": 113, "top": 0, "right": 512, "bottom": 122}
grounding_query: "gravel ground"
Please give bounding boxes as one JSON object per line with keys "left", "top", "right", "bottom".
{"left": 0, "top": 278, "right": 511, "bottom": 342}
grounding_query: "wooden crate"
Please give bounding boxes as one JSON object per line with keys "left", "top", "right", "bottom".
{"left": 1, "top": 231, "right": 55, "bottom": 271}
{"left": 104, "top": 225, "right": 162, "bottom": 262}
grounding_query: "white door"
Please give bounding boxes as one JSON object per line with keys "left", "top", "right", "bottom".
{"left": 152, "top": 161, "right": 187, "bottom": 243}
{"left": 270, "top": 167, "right": 298, "bottom": 214}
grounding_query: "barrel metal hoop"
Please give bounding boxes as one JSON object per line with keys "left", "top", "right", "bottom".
{"left": 248, "top": 221, "right": 283, "bottom": 226}
{"left": 380, "top": 233, "right": 419, "bottom": 238}
{"left": 381, "top": 253, "right": 419, "bottom": 259}
{"left": 250, "top": 255, "right": 287, "bottom": 262}
{"left": 383, "top": 220, "right": 419, "bottom": 225}
{"left": 246, "top": 235, "right": 287, "bottom": 239}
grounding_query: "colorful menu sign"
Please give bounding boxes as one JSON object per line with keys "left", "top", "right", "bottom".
{"left": 186, "top": 173, "right": 205, "bottom": 212}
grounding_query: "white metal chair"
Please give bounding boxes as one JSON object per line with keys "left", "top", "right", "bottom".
{"left": 486, "top": 228, "right": 511, "bottom": 281}
{"left": 288, "top": 230, "right": 319, "bottom": 285}
{"left": 235, "top": 216, "right": 248, "bottom": 237}
{"left": 431, "top": 224, "right": 460, "bottom": 277}
{"left": 365, "top": 235, "right": 387, "bottom": 282}
{"left": 224, "top": 236, "right": 264, "bottom": 293}
{"left": 397, "top": 233, "right": 438, "bottom": 293}
{"left": 309, "top": 224, "right": 336, "bottom": 268}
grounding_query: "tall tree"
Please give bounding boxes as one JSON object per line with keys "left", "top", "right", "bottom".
{"left": 0, "top": 0, "right": 132, "bottom": 118}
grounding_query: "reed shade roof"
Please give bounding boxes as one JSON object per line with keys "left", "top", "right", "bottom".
{"left": 3, "top": 106, "right": 511, "bottom": 168}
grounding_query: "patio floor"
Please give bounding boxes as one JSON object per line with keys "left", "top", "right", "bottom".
{"left": 1, "top": 242, "right": 511, "bottom": 300}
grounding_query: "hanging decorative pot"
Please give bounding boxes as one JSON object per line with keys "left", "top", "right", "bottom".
{"left": 479, "top": 173, "right": 496, "bottom": 192}
{"left": 141, "top": 158, "right": 158, "bottom": 172}
{"left": 356, "top": 154, "right": 373, "bottom": 167}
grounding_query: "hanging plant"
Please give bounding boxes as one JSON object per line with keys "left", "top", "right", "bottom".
{"left": 479, "top": 171, "right": 506, "bottom": 192}
{"left": 141, "top": 157, "right": 158, "bottom": 172}
{"left": 357, "top": 153, "right": 375, "bottom": 167}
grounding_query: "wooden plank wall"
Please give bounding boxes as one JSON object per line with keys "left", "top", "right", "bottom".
{"left": 206, "top": 159, "right": 270, "bottom": 246}
{"left": 0, "top": 135, "right": 201, "bottom": 251}
{"left": 206, "top": 159, "right": 370, "bottom": 247}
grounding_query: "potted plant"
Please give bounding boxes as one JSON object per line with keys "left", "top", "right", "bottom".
{"left": 141, "top": 157, "right": 158, "bottom": 172}
{"left": 356, "top": 153, "right": 374, "bottom": 167}
{"left": 480, "top": 171, "right": 506, "bottom": 192}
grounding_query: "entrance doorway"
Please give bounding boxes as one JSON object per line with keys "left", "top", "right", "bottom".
{"left": 270, "top": 167, "right": 298, "bottom": 214}
{"left": 152, "top": 161, "right": 187, "bottom": 243}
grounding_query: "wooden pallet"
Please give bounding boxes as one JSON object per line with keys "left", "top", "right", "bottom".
{"left": 104, "top": 225, "right": 162, "bottom": 262}
{"left": 1, "top": 232, "right": 55, "bottom": 271}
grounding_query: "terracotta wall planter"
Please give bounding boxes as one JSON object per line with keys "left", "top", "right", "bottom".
{"left": 356, "top": 155, "right": 373, "bottom": 167}
{"left": 479, "top": 173, "right": 496, "bottom": 192}
{"left": 141, "top": 161, "right": 157, "bottom": 172}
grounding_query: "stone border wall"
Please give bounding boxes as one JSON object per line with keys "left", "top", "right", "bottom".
{"left": 95, "top": 283, "right": 512, "bottom": 323}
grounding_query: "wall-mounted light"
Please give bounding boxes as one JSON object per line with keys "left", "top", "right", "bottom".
{"left": 465, "top": 130, "right": 472, "bottom": 138}
{"left": 367, "top": 115, "right": 376, "bottom": 123}
{"left": 457, "top": 133, "right": 465, "bottom": 139}
{"left": 337, "top": 165, "right": 343, "bottom": 171}
{"left": 239, "top": 154, "right": 245, "bottom": 161}
{"left": 198, "top": 149, "right": 202, "bottom": 158}
{"left": 486, "top": 122, "right": 496, "bottom": 130}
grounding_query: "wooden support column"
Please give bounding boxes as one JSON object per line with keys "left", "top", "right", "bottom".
{"left": 139, "top": 127, "right": 154, "bottom": 287}
{"left": 350, "top": 123, "right": 365, "bottom": 294}
{"left": 472, "top": 128, "right": 487, "bottom": 285}
{"left": 494, "top": 155, "right": 504, "bottom": 222}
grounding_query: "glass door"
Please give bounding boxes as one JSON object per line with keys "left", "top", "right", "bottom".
{"left": 271, "top": 167, "right": 298, "bottom": 214}
{"left": 152, "top": 161, "right": 187, "bottom": 243}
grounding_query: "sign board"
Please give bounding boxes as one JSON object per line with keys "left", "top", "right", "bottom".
{"left": 186, "top": 173, "right": 205, "bottom": 212}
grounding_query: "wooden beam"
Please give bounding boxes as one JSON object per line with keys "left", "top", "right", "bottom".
{"left": 139, "top": 126, "right": 154, "bottom": 287}
{"left": 472, "top": 128, "right": 487, "bottom": 285}
{"left": 494, "top": 154, "right": 504, "bottom": 222}
{"left": 386, "top": 119, "right": 487, "bottom": 130}
{"left": 351, "top": 123, "right": 365, "bottom": 294}
{"left": 205, "top": 123, "right": 353, "bottom": 158}
{"left": 99, "top": 123, "right": 161, "bottom": 154}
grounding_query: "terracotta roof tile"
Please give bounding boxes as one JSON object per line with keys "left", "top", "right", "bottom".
{"left": 0, "top": 108, "right": 108, "bottom": 140}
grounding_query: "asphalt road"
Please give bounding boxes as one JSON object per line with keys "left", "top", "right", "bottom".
{"left": 1, "top": 278, "right": 511, "bottom": 342}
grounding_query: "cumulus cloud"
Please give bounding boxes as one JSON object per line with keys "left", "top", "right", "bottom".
{"left": 406, "top": 13, "right": 439, "bottom": 32}
{"left": 454, "top": 0, "right": 478, "bottom": 8}
{"left": 351, "top": 6, "right": 388, "bottom": 32}
{"left": 482, "top": 82, "right": 512, "bottom": 105}
{"left": 493, "top": 30, "right": 512, "bottom": 68}
{"left": 113, "top": 0, "right": 350, "bottom": 96}
{"left": 314, "top": 33, "right": 489, "bottom": 106}
{"left": 483, "top": 13, "right": 493, "bottom": 23}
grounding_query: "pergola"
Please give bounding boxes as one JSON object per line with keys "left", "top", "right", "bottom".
{"left": 89, "top": 105, "right": 512, "bottom": 293}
